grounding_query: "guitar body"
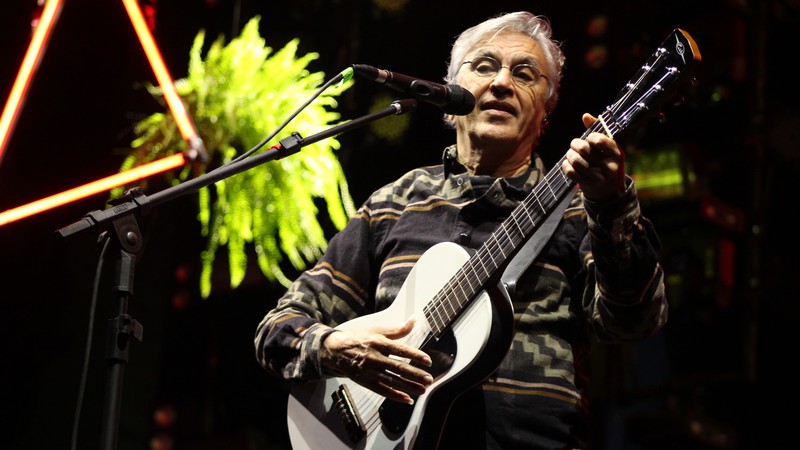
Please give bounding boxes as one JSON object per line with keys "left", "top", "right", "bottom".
{"left": 287, "top": 242, "right": 515, "bottom": 450}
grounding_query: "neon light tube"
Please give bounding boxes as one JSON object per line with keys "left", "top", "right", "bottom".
{"left": 0, "top": 153, "right": 185, "bottom": 226}
{"left": 0, "top": 0, "right": 64, "bottom": 168}
{"left": 121, "top": 0, "right": 199, "bottom": 145}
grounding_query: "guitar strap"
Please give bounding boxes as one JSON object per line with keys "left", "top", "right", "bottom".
{"left": 501, "top": 185, "right": 578, "bottom": 296}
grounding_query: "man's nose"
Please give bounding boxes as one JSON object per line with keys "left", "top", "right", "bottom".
{"left": 490, "top": 66, "right": 515, "bottom": 90}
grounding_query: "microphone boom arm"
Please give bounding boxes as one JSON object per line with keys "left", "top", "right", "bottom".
{"left": 57, "top": 99, "right": 418, "bottom": 238}
{"left": 55, "top": 97, "right": 418, "bottom": 450}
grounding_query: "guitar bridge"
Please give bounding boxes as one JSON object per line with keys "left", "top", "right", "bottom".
{"left": 331, "top": 384, "right": 366, "bottom": 443}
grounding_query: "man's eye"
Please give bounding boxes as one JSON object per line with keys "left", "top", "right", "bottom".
{"left": 474, "top": 62, "right": 496, "bottom": 74}
{"left": 513, "top": 67, "right": 537, "bottom": 82}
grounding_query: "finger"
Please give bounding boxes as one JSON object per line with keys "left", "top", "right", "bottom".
{"left": 358, "top": 371, "right": 419, "bottom": 405}
{"left": 352, "top": 357, "right": 428, "bottom": 404}
{"left": 563, "top": 153, "right": 604, "bottom": 184}
{"left": 345, "top": 338, "right": 432, "bottom": 387}
{"left": 563, "top": 144, "right": 610, "bottom": 185}
{"left": 376, "top": 339, "right": 433, "bottom": 369}
{"left": 569, "top": 137, "right": 590, "bottom": 156}
{"left": 371, "top": 319, "right": 433, "bottom": 368}
{"left": 566, "top": 139, "right": 594, "bottom": 170}
{"left": 582, "top": 113, "right": 597, "bottom": 128}
{"left": 377, "top": 372, "right": 428, "bottom": 399}
{"left": 564, "top": 148, "right": 589, "bottom": 173}
{"left": 585, "top": 132, "right": 623, "bottom": 159}
{"left": 378, "top": 317, "right": 415, "bottom": 339}
{"left": 381, "top": 353, "right": 434, "bottom": 386}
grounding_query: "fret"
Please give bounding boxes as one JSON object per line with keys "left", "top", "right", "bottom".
{"left": 543, "top": 178, "right": 557, "bottom": 200}
{"left": 438, "top": 288, "right": 456, "bottom": 322}
{"left": 510, "top": 213, "right": 525, "bottom": 237}
{"left": 465, "top": 260, "right": 482, "bottom": 288}
{"left": 493, "top": 236, "right": 507, "bottom": 259}
{"left": 557, "top": 163, "right": 570, "bottom": 185}
{"left": 472, "top": 262, "right": 484, "bottom": 284}
{"left": 531, "top": 190, "right": 546, "bottom": 214}
{"left": 482, "top": 240, "right": 499, "bottom": 268}
{"left": 459, "top": 259, "right": 482, "bottom": 298}
{"left": 520, "top": 199, "right": 536, "bottom": 229}
{"left": 474, "top": 250, "right": 492, "bottom": 278}
{"left": 452, "top": 272, "right": 471, "bottom": 307}
{"left": 423, "top": 301, "right": 443, "bottom": 335}
{"left": 430, "top": 293, "right": 446, "bottom": 332}
{"left": 499, "top": 222, "right": 516, "bottom": 248}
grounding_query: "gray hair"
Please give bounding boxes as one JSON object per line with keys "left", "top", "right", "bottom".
{"left": 443, "top": 11, "right": 565, "bottom": 121}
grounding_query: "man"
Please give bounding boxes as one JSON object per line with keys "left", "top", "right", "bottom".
{"left": 255, "top": 11, "right": 667, "bottom": 449}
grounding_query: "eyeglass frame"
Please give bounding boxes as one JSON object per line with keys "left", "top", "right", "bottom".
{"left": 460, "top": 55, "right": 549, "bottom": 89}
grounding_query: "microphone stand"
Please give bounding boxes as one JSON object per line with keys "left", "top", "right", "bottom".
{"left": 57, "top": 98, "right": 418, "bottom": 450}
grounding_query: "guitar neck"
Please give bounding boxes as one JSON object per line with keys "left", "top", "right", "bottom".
{"left": 424, "top": 161, "right": 576, "bottom": 337}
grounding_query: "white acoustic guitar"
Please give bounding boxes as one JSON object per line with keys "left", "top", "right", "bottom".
{"left": 287, "top": 28, "right": 701, "bottom": 450}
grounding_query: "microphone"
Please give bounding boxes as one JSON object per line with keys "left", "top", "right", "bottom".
{"left": 352, "top": 64, "right": 475, "bottom": 115}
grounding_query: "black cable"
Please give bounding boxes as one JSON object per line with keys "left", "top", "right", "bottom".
{"left": 70, "top": 234, "right": 111, "bottom": 450}
{"left": 223, "top": 66, "right": 353, "bottom": 166}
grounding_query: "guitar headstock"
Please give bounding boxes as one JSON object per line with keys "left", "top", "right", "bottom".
{"left": 597, "top": 28, "right": 702, "bottom": 138}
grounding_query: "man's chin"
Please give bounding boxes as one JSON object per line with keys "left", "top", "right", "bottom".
{"left": 473, "top": 128, "right": 520, "bottom": 145}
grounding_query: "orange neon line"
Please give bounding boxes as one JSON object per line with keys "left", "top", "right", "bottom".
{"left": 0, "top": 0, "right": 64, "bottom": 167}
{"left": 121, "top": 0, "right": 197, "bottom": 142}
{"left": 0, "top": 153, "right": 186, "bottom": 227}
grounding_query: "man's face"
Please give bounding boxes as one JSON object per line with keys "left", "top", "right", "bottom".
{"left": 454, "top": 31, "right": 550, "bottom": 153}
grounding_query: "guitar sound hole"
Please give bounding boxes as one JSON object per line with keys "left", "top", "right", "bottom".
{"left": 379, "top": 330, "right": 457, "bottom": 435}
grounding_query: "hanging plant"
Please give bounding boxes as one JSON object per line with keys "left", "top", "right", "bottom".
{"left": 115, "top": 16, "right": 356, "bottom": 297}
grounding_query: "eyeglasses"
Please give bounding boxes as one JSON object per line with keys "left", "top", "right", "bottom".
{"left": 461, "top": 56, "right": 548, "bottom": 88}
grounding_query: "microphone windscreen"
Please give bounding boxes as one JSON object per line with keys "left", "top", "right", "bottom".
{"left": 445, "top": 85, "right": 476, "bottom": 115}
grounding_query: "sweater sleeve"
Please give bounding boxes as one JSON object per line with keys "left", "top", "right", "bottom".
{"left": 580, "top": 176, "right": 669, "bottom": 342}
{"left": 254, "top": 204, "right": 377, "bottom": 381}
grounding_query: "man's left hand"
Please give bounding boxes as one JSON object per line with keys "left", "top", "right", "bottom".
{"left": 562, "top": 113, "right": 626, "bottom": 202}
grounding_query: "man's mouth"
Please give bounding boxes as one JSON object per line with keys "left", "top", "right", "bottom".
{"left": 481, "top": 100, "right": 516, "bottom": 116}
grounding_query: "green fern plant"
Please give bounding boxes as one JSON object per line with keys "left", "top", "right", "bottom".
{"left": 116, "top": 16, "right": 356, "bottom": 297}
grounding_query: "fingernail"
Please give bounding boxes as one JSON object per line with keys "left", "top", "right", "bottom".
{"left": 406, "top": 397, "right": 415, "bottom": 405}
{"left": 423, "top": 375, "right": 433, "bottom": 384}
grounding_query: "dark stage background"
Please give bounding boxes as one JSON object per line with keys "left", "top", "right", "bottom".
{"left": 1, "top": 1, "right": 797, "bottom": 449}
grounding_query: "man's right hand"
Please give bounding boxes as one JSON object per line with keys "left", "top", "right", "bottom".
{"left": 320, "top": 318, "right": 434, "bottom": 405}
